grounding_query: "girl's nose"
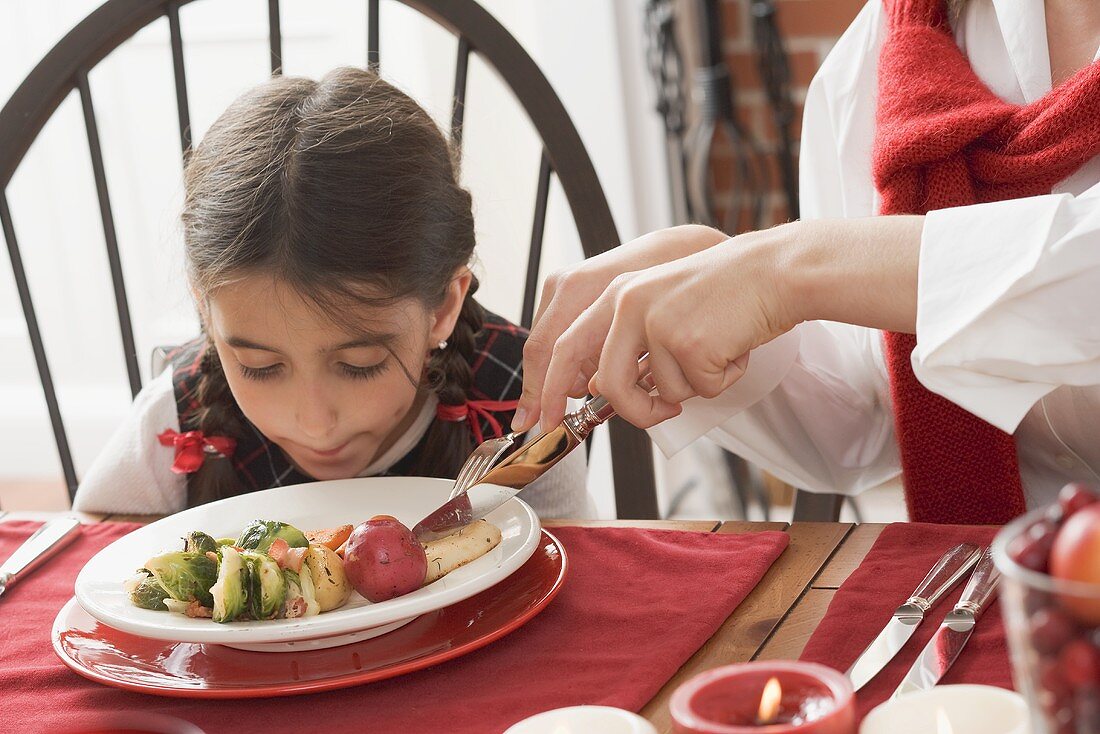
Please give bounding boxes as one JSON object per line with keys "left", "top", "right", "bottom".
{"left": 296, "top": 387, "right": 339, "bottom": 439}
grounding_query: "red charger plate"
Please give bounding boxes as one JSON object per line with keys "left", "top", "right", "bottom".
{"left": 52, "top": 530, "right": 565, "bottom": 698}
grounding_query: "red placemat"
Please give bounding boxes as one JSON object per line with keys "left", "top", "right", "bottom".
{"left": 800, "top": 523, "right": 1011, "bottom": 721}
{"left": 0, "top": 520, "right": 788, "bottom": 733}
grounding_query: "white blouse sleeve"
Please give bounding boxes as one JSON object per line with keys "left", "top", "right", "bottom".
{"left": 913, "top": 189, "right": 1100, "bottom": 433}
{"left": 71, "top": 368, "right": 188, "bottom": 515}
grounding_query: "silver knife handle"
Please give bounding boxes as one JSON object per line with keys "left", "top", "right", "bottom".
{"left": 954, "top": 547, "right": 1001, "bottom": 618}
{"left": 0, "top": 517, "right": 82, "bottom": 589}
{"left": 906, "top": 542, "right": 983, "bottom": 611}
{"left": 571, "top": 373, "right": 659, "bottom": 438}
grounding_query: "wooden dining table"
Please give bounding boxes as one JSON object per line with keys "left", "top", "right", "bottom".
{"left": 5, "top": 510, "right": 884, "bottom": 734}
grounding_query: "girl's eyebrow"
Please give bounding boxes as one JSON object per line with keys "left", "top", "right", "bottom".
{"left": 226, "top": 336, "right": 281, "bottom": 353}
{"left": 332, "top": 334, "right": 395, "bottom": 351}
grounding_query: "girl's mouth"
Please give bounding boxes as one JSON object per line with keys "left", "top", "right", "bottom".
{"left": 309, "top": 441, "right": 351, "bottom": 458}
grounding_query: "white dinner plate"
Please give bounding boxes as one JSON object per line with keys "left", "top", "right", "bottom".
{"left": 74, "top": 477, "right": 540, "bottom": 651}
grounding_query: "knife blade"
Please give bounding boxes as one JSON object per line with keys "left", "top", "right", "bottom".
{"left": 413, "top": 372, "right": 660, "bottom": 542}
{"left": 0, "top": 516, "right": 83, "bottom": 600}
{"left": 892, "top": 546, "right": 1001, "bottom": 697}
{"left": 845, "top": 542, "right": 983, "bottom": 691}
{"left": 412, "top": 419, "right": 582, "bottom": 542}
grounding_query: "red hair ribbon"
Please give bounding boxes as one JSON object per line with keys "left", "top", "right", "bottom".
{"left": 157, "top": 429, "right": 237, "bottom": 475}
{"left": 436, "top": 399, "right": 518, "bottom": 444}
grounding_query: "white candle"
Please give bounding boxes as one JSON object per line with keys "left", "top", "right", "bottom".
{"left": 860, "top": 685, "right": 1030, "bottom": 734}
{"left": 504, "top": 706, "right": 659, "bottom": 734}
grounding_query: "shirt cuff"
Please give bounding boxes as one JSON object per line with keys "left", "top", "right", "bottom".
{"left": 913, "top": 195, "right": 1067, "bottom": 433}
{"left": 647, "top": 326, "right": 803, "bottom": 456}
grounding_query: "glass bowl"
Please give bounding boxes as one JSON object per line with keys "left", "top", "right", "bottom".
{"left": 993, "top": 509, "right": 1100, "bottom": 734}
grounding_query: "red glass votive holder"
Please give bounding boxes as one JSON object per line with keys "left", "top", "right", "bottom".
{"left": 670, "top": 661, "right": 856, "bottom": 734}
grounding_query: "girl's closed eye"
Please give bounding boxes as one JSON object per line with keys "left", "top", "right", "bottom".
{"left": 238, "top": 363, "right": 283, "bottom": 381}
{"left": 339, "top": 359, "right": 388, "bottom": 380}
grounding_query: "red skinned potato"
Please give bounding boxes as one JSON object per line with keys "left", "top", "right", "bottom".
{"left": 1050, "top": 503, "right": 1100, "bottom": 624}
{"left": 343, "top": 516, "right": 427, "bottom": 602}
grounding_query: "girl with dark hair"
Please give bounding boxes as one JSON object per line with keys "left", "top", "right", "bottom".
{"left": 74, "top": 67, "right": 593, "bottom": 518}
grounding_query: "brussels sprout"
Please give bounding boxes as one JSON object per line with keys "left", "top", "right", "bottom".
{"left": 210, "top": 546, "right": 248, "bottom": 623}
{"left": 240, "top": 550, "right": 286, "bottom": 620}
{"left": 236, "top": 520, "right": 308, "bottom": 553}
{"left": 282, "top": 568, "right": 320, "bottom": 618}
{"left": 183, "top": 531, "right": 218, "bottom": 555}
{"left": 125, "top": 572, "right": 169, "bottom": 611}
{"left": 143, "top": 551, "right": 217, "bottom": 607}
{"left": 297, "top": 562, "right": 321, "bottom": 617}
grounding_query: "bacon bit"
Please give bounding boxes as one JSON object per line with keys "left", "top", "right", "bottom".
{"left": 284, "top": 547, "right": 307, "bottom": 573}
{"left": 205, "top": 551, "right": 218, "bottom": 562}
{"left": 268, "top": 538, "right": 290, "bottom": 567}
{"left": 185, "top": 600, "right": 213, "bottom": 618}
{"left": 284, "top": 597, "right": 307, "bottom": 618}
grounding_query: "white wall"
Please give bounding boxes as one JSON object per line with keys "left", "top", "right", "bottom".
{"left": 0, "top": 0, "right": 673, "bottom": 516}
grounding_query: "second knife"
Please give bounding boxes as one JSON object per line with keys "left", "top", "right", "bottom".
{"left": 892, "top": 546, "right": 1001, "bottom": 697}
{"left": 845, "top": 542, "right": 983, "bottom": 691}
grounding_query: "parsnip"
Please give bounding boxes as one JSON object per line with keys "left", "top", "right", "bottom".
{"left": 422, "top": 520, "right": 502, "bottom": 585}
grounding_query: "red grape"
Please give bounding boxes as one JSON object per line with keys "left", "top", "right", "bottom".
{"left": 1060, "top": 639, "right": 1100, "bottom": 688}
{"left": 1031, "top": 608, "right": 1078, "bottom": 654}
{"left": 1059, "top": 483, "right": 1100, "bottom": 521}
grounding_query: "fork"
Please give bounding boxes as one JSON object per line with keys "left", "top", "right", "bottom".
{"left": 448, "top": 433, "right": 518, "bottom": 499}
{"left": 446, "top": 364, "right": 659, "bottom": 500}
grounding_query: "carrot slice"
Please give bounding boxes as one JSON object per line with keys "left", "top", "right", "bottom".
{"left": 305, "top": 524, "right": 354, "bottom": 551}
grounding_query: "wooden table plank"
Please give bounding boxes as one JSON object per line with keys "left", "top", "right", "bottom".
{"left": 543, "top": 519, "right": 721, "bottom": 532}
{"left": 714, "top": 521, "right": 788, "bottom": 534}
{"left": 755, "top": 588, "right": 836, "bottom": 660}
{"left": 641, "top": 522, "right": 851, "bottom": 733}
{"left": 813, "top": 523, "right": 887, "bottom": 589}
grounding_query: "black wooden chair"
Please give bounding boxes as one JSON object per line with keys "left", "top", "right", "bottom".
{"left": 0, "top": 0, "right": 660, "bottom": 518}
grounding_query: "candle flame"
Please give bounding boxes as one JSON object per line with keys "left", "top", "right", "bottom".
{"left": 936, "top": 707, "right": 953, "bottom": 734}
{"left": 757, "top": 677, "right": 783, "bottom": 724}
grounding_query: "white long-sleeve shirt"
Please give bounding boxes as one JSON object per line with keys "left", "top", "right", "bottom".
{"left": 650, "top": 0, "right": 1100, "bottom": 509}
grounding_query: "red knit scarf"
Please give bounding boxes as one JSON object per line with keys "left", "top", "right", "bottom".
{"left": 873, "top": 0, "right": 1100, "bottom": 524}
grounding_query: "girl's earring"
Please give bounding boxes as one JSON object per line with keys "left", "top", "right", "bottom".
{"left": 437, "top": 339, "right": 448, "bottom": 351}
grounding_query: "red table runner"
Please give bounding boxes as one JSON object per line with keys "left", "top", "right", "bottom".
{"left": 0, "top": 520, "right": 788, "bottom": 733}
{"left": 800, "top": 523, "right": 1011, "bottom": 721}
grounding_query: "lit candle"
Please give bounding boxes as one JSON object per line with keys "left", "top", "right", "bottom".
{"left": 503, "top": 705, "right": 659, "bottom": 734}
{"left": 859, "top": 685, "right": 1030, "bottom": 734}
{"left": 670, "top": 661, "right": 856, "bottom": 733}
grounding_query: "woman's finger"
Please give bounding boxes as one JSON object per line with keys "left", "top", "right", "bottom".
{"left": 538, "top": 295, "right": 617, "bottom": 430}
{"left": 516, "top": 279, "right": 582, "bottom": 431}
{"left": 596, "top": 307, "right": 682, "bottom": 428}
{"left": 644, "top": 341, "right": 697, "bottom": 405}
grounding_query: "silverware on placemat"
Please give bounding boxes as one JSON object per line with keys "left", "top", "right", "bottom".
{"left": 845, "top": 542, "right": 983, "bottom": 691}
{"left": 0, "top": 516, "right": 83, "bottom": 601}
{"left": 892, "top": 546, "right": 1002, "bottom": 697}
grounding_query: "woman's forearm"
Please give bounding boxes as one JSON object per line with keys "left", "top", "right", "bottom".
{"left": 780, "top": 215, "right": 924, "bottom": 334}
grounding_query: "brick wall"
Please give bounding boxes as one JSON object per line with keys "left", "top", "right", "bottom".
{"left": 714, "top": 0, "right": 865, "bottom": 226}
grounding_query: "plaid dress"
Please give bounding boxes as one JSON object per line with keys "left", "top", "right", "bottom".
{"left": 165, "top": 310, "right": 527, "bottom": 505}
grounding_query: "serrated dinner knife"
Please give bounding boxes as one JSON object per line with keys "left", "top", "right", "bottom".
{"left": 892, "top": 546, "right": 1001, "bottom": 697}
{"left": 845, "top": 542, "right": 983, "bottom": 691}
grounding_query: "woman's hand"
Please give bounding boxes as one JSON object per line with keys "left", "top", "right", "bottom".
{"left": 536, "top": 226, "right": 800, "bottom": 429}
{"left": 519, "top": 216, "right": 924, "bottom": 431}
{"left": 512, "top": 224, "right": 729, "bottom": 431}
